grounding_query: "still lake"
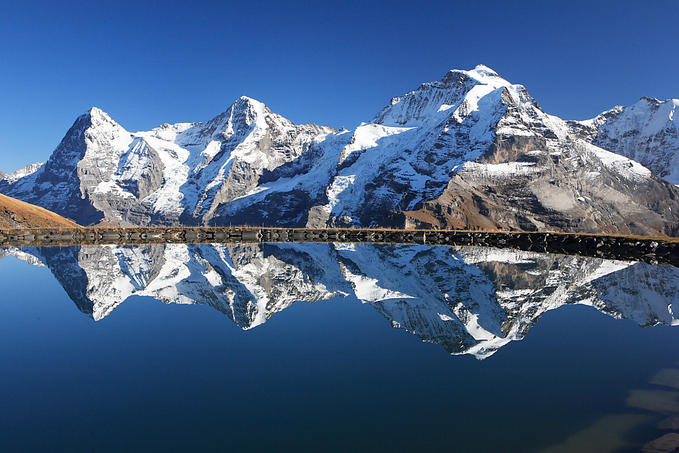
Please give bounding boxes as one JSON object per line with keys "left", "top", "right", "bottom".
{"left": 1, "top": 243, "right": 678, "bottom": 452}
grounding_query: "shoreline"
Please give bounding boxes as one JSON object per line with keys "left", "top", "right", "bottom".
{"left": 1, "top": 226, "right": 677, "bottom": 266}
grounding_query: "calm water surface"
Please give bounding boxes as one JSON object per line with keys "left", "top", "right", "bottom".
{"left": 1, "top": 243, "right": 678, "bottom": 452}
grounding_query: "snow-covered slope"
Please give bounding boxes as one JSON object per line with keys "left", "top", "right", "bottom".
{"left": 0, "top": 162, "right": 44, "bottom": 184}
{"left": 2, "top": 66, "right": 679, "bottom": 234}
{"left": 305, "top": 65, "right": 536, "bottom": 227}
{"left": 571, "top": 97, "right": 679, "bottom": 185}
{"left": 1, "top": 99, "right": 334, "bottom": 226}
{"left": 3, "top": 243, "right": 677, "bottom": 359}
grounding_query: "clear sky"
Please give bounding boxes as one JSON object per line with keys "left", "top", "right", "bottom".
{"left": 1, "top": 0, "right": 677, "bottom": 172}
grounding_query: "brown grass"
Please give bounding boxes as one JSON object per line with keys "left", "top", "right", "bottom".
{"left": 0, "top": 193, "right": 80, "bottom": 228}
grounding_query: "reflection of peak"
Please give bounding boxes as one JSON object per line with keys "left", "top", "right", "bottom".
{"left": 26, "top": 243, "right": 343, "bottom": 326}
{"left": 4, "top": 243, "right": 679, "bottom": 358}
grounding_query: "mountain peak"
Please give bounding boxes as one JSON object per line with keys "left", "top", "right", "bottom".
{"left": 73, "top": 107, "right": 125, "bottom": 132}
{"left": 238, "top": 95, "right": 264, "bottom": 105}
{"left": 639, "top": 96, "right": 660, "bottom": 104}
{"left": 203, "top": 96, "right": 271, "bottom": 133}
{"left": 232, "top": 96, "right": 269, "bottom": 114}
{"left": 472, "top": 64, "right": 498, "bottom": 74}
{"left": 373, "top": 64, "right": 517, "bottom": 126}
{"left": 462, "top": 64, "right": 501, "bottom": 79}
{"left": 636, "top": 96, "right": 679, "bottom": 114}
{"left": 83, "top": 106, "right": 113, "bottom": 121}
{"left": 442, "top": 64, "right": 506, "bottom": 86}
{"left": 217, "top": 96, "right": 270, "bottom": 120}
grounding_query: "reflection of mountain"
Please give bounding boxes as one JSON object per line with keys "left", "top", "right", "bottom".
{"left": 4, "top": 244, "right": 678, "bottom": 359}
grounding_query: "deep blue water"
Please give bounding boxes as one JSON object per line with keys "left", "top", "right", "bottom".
{"left": 0, "top": 244, "right": 678, "bottom": 452}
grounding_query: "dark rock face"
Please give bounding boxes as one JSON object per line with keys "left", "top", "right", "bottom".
{"left": 3, "top": 112, "right": 108, "bottom": 225}
{"left": 2, "top": 67, "right": 678, "bottom": 234}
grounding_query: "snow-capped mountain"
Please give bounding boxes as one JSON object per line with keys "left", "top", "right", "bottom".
{"left": 0, "top": 99, "right": 334, "bottom": 225}
{"left": 389, "top": 68, "right": 679, "bottom": 234}
{"left": 2, "top": 65, "right": 679, "bottom": 234}
{"left": 570, "top": 97, "right": 679, "bottom": 185}
{"left": 0, "top": 162, "right": 44, "bottom": 184}
{"left": 3, "top": 243, "right": 677, "bottom": 359}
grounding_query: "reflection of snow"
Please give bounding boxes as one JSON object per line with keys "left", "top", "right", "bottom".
{"left": 3, "top": 242, "right": 678, "bottom": 359}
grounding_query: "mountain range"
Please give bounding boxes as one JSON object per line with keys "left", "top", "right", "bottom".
{"left": 1, "top": 65, "right": 678, "bottom": 234}
{"left": 2, "top": 243, "right": 677, "bottom": 359}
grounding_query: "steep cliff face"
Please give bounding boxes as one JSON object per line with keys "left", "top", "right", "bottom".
{"left": 3, "top": 66, "right": 679, "bottom": 233}
{"left": 3, "top": 243, "right": 678, "bottom": 359}
{"left": 1, "top": 108, "right": 136, "bottom": 225}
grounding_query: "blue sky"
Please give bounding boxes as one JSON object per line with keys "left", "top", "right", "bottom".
{"left": 1, "top": 0, "right": 677, "bottom": 172}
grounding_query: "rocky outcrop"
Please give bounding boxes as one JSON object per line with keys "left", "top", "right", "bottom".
{"left": 405, "top": 139, "right": 679, "bottom": 236}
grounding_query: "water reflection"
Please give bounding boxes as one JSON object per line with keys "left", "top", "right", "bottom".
{"left": 2, "top": 243, "right": 678, "bottom": 359}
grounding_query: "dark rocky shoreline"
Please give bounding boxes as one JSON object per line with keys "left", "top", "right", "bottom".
{"left": 1, "top": 227, "right": 677, "bottom": 267}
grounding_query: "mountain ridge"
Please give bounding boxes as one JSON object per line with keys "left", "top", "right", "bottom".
{"left": 2, "top": 65, "right": 678, "bottom": 235}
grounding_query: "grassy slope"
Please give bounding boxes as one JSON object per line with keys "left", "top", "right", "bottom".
{"left": 0, "top": 193, "right": 80, "bottom": 228}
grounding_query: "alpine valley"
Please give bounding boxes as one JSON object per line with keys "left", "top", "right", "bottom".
{"left": 2, "top": 65, "right": 679, "bottom": 235}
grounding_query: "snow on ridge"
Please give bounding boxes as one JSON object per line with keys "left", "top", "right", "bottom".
{"left": 446, "top": 64, "right": 503, "bottom": 84}
{"left": 582, "top": 141, "right": 653, "bottom": 181}
{"left": 1, "top": 162, "right": 45, "bottom": 183}
{"left": 577, "top": 96, "right": 678, "bottom": 133}
{"left": 571, "top": 96, "right": 679, "bottom": 185}
{"left": 460, "top": 161, "right": 543, "bottom": 178}
{"left": 339, "top": 122, "right": 413, "bottom": 164}
{"left": 372, "top": 64, "right": 520, "bottom": 127}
